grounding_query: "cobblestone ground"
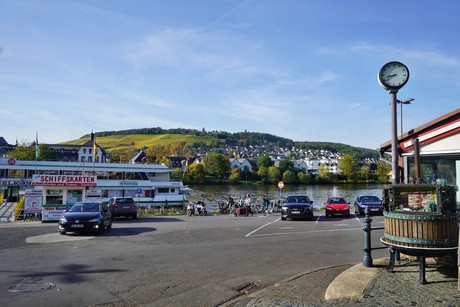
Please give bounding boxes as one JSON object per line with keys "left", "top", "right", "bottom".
{"left": 237, "top": 260, "right": 459, "bottom": 307}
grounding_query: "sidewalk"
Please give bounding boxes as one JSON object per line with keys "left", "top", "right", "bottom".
{"left": 224, "top": 257, "right": 459, "bottom": 306}
{"left": 0, "top": 202, "right": 16, "bottom": 222}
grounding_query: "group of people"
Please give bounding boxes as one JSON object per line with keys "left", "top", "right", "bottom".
{"left": 186, "top": 200, "right": 207, "bottom": 216}
{"left": 218, "top": 194, "right": 282, "bottom": 216}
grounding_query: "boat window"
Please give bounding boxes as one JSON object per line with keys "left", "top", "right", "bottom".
{"left": 110, "top": 172, "right": 123, "bottom": 179}
{"left": 35, "top": 170, "right": 59, "bottom": 175}
{"left": 124, "top": 190, "right": 136, "bottom": 197}
{"left": 6, "top": 169, "right": 24, "bottom": 178}
{"left": 125, "top": 172, "right": 143, "bottom": 180}
{"left": 107, "top": 190, "right": 122, "bottom": 198}
{"left": 62, "top": 171, "right": 82, "bottom": 176}
{"left": 157, "top": 188, "right": 169, "bottom": 193}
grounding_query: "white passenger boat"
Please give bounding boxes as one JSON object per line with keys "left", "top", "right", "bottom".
{"left": 0, "top": 158, "right": 188, "bottom": 219}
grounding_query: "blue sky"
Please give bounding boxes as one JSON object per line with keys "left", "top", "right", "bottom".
{"left": 2, "top": 0, "right": 460, "bottom": 150}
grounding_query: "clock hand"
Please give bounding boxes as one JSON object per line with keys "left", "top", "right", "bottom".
{"left": 385, "top": 74, "right": 397, "bottom": 81}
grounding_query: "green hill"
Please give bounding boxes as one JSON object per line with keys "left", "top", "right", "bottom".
{"left": 61, "top": 127, "right": 379, "bottom": 159}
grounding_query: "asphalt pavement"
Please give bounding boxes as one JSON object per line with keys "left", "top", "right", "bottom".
{"left": 222, "top": 256, "right": 459, "bottom": 307}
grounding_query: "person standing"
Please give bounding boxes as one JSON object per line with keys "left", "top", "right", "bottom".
{"left": 244, "top": 193, "right": 253, "bottom": 216}
{"left": 263, "top": 197, "right": 270, "bottom": 215}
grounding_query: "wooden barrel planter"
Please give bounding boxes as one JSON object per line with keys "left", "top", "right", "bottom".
{"left": 383, "top": 211, "right": 458, "bottom": 249}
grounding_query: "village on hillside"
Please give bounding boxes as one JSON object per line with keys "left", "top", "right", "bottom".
{"left": 0, "top": 132, "right": 383, "bottom": 176}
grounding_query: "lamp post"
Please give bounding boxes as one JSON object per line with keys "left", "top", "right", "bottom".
{"left": 397, "top": 98, "right": 414, "bottom": 135}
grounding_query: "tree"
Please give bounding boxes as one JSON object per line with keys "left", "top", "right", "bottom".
{"left": 318, "top": 164, "right": 329, "bottom": 179}
{"left": 186, "top": 163, "right": 205, "bottom": 183}
{"left": 229, "top": 167, "right": 242, "bottom": 183}
{"left": 8, "top": 141, "right": 35, "bottom": 160}
{"left": 297, "top": 172, "right": 311, "bottom": 184}
{"left": 376, "top": 161, "right": 391, "bottom": 183}
{"left": 257, "top": 166, "right": 268, "bottom": 181}
{"left": 171, "top": 168, "right": 183, "bottom": 180}
{"left": 256, "top": 155, "right": 273, "bottom": 169}
{"left": 282, "top": 170, "right": 297, "bottom": 184}
{"left": 203, "top": 153, "right": 230, "bottom": 179}
{"left": 157, "top": 156, "right": 171, "bottom": 167}
{"left": 338, "top": 155, "right": 360, "bottom": 182}
{"left": 8, "top": 142, "right": 57, "bottom": 161}
{"left": 267, "top": 166, "right": 280, "bottom": 183}
{"left": 359, "top": 165, "right": 372, "bottom": 182}
{"left": 278, "top": 159, "right": 294, "bottom": 175}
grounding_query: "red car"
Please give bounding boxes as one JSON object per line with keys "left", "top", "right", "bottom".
{"left": 325, "top": 196, "right": 350, "bottom": 218}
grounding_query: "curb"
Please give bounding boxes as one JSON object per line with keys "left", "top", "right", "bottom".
{"left": 325, "top": 258, "right": 387, "bottom": 300}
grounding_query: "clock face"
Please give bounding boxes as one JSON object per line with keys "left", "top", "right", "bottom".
{"left": 378, "top": 61, "right": 409, "bottom": 90}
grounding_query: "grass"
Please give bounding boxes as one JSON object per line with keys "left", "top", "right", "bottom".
{"left": 61, "top": 134, "right": 217, "bottom": 151}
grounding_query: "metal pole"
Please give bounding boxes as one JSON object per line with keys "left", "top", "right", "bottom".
{"left": 400, "top": 101, "right": 403, "bottom": 135}
{"left": 362, "top": 207, "right": 373, "bottom": 267}
{"left": 390, "top": 91, "right": 399, "bottom": 184}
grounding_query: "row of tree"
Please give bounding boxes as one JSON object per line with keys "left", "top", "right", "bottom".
{"left": 8, "top": 142, "right": 390, "bottom": 185}
{"left": 170, "top": 153, "right": 391, "bottom": 185}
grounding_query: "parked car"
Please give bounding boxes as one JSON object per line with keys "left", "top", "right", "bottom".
{"left": 108, "top": 197, "right": 138, "bottom": 219}
{"left": 58, "top": 201, "right": 112, "bottom": 235}
{"left": 324, "top": 196, "right": 350, "bottom": 218}
{"left": 354, "top": 195, "right": 384, "bottom": 215}
{"left": 281, "top": 195, "right": 314, "bottom": 221}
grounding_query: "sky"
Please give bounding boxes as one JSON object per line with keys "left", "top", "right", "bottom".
{"left": 2, "top": 0, "right": 460, "bottom": 150}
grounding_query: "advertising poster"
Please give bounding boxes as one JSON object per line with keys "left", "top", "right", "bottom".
{"left": 24, "top": 189, "right": 43, "bottom": 214}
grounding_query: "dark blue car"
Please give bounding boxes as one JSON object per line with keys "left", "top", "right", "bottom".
{"left": 353, "top": 195, "right": 383, "bottom": 215}
{"left": 58, "top": 201, "right": 112, "bottom": 235}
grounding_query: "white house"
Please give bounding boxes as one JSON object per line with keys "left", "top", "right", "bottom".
{"left": 293, "top": 159, "right": 308, "bottom": 173}
{"left": 229, "top": 158, "right": 252, "bottom": 172}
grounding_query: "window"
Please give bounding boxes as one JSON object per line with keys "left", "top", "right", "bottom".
{"left": 67, "top": 189, "right": 83, "bottom": 204}
{"left": 46, "top": 189, "right": 63, "bottom": 205}
{"left": 407, "top": 154, "right": 459, "bottom": 184}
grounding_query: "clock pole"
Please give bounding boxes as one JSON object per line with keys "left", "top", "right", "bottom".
{"left": 390, "top": 90, "right": 399, "bottom": 184}
{"left": 378, "top": 61, "right": 410, "bottom": 184}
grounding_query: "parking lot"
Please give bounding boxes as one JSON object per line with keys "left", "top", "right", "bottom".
{"left": 0, "top": 212, "right": 387, "bottom": 307}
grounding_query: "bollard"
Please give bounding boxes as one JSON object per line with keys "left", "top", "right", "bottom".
{"left": 362, "top": 207, "right": 373, "bottom": 267}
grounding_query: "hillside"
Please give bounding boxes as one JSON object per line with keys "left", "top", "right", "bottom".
{"left": 61, "top": 128, "right": 380, "bottom": 159}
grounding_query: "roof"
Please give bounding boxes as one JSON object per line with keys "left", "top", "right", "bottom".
{"left": 380, "top": 108, "right": 460, "bottom": 154}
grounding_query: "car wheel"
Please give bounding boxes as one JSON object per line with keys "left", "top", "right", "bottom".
{"left": 59, "top": 231, "right": 66, "bottom": 235}
{"left": 281, "top": 216, "right": 286, "bottom": 220}
{"left": 132, "top": 213, "right": 137, "bottom": 219}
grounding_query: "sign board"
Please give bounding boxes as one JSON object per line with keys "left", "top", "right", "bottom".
{"left": 32, "top": 175, "right": 97, "bottom": 187}
{"left": 0, "top": 178, "right": 33, "bottom": 187}
{"left": 86, "top": 189, "right": 102, "bottom": 201}
{"left": 42, "top": 204, "right": 72, "bottom": 222}
{"left": 24, "top": 189, "right": 43, "bottom": 214}
{"left": 136, "top": 188, "right": 143, "bottom": 197}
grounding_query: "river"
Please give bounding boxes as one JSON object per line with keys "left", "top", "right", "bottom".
{"left": 186, "top": 183, "right": 389, "bottom": 212}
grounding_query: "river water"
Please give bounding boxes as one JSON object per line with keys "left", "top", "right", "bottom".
{"left": 187, "top": 183, "right": 389, "bottom": 212}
